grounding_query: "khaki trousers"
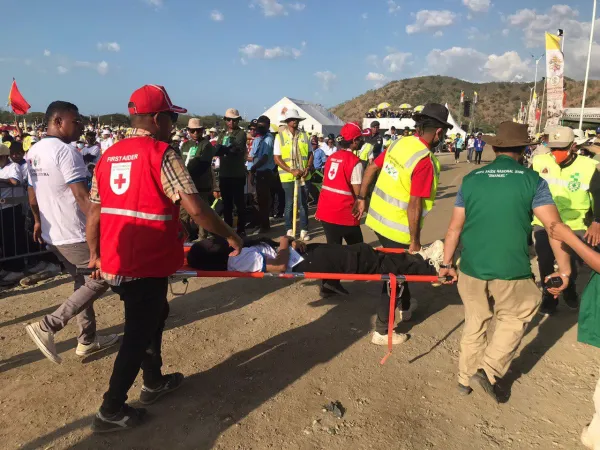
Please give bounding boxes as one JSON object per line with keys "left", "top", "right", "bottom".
{"left": 457, "top": 271, "right": 541, "bottom": 386}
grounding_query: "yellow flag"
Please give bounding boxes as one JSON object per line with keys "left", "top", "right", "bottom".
{"left": 546, "top": 32, "right": 561, "bottom": 51}
{"left": 533, "top": 91, "right": 537, "bottom": 99}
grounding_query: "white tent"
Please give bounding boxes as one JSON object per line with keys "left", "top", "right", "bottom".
{"left": 263, "top": 97, "right": 345, "bottom": 136}
{"left": 444, "top": 104, "right": 467, "bottom": 136}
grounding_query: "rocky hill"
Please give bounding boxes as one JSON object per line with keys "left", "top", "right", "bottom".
{"left": 331, "top": 76, "right": 600, "bottom": 132}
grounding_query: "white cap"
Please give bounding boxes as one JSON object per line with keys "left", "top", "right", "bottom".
{"left": 101, "top": 129, "right": 111, "bottom": 136}
{"left": 280, "top": 108, "right": 306, "bottom": 123}
{"left": 574, "top": 129, "right": 589, "bottom": 146}
{"left": 209, "top": 127, "right": 217, "bottom": 133}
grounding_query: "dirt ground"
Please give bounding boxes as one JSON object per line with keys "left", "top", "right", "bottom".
{"left": 2, "top": 148, "right": 599, "bottom": 450}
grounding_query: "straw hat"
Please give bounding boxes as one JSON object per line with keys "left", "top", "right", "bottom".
{"left": 223, "top": 108, "right": 241, "bottom": 120}
{"left": 187, "top": 118, "right": 204, "bottom": 129}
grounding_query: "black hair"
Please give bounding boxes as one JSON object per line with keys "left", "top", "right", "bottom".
{"left": 415, "top": 117, "right": 449, "bottom": 134}
{"left": 2, "top": 134, "right": 14, "bottom": 143}
{"left": 10, "top": 141, "right": 23, "bottom": 153}
{"left": 492, "top": 145, "right": 526, "bottom": 154}
{"left": 186, "top": 237, "right": 279, "bottom": 271}
{"left": 390, "top": 126, "right": 396, "bottom": 131}
{"left": 45, "top": 101, "right": 79, "bottom": 125}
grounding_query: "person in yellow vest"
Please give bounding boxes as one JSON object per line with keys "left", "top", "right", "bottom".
{"left": 274, "top": 108, "right": 313, "bottom": 241}
{"left": 532, "top": 126, "right": 600, "bottom": 316}
{"left": 354, "top": 103, "right": 450, "bottom": 346}
{"left": 358, "top": 128, "right": 374, "bottom": 168}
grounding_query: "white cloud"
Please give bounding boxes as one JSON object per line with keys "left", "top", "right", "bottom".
{"left": 57, "top": 66, "right": 68, "bottom": 75}
{"left": 506, "top": 4, "right": 600, "bottom": 79}
{"left": 43, "top": 49, "right": 51, "bottom": 57}
{"left": 97, "top": 61, "right": 109, "bottom": 75}
{"left": 388, "top": 0, "right": 400, "bottom": 14}
{"left": 239, "top": 42, "right": 305, "bottom": 61}
{"left": 425, "top": 46, "right": 532, "bottom": 82}
{"left": 143, "top": 0, "right": 163, "bottom": 8}
{"left": 502, "top": 28, "right": 509, "bottom": 36}
{"left": 74, "top": 60, "right": 110, "bottom": 75}
{"left": 251, "top": 0, "right": 304, "bottom": 17}
{"left": 406, "top": 10, "right": 457, "bottom": 35}
{"left": 289, "top": 2, "right": 305, "bottom": 12}
{"left": 97, "top": 42, "right": 121, "bottom": 52}
{"left": 314, "top": 71, "right": 337, "bottom": 91}
{"left": 463, "top": 0, "right": 491, "bottom": 13}
{"left": 362, "top": 12, "right": 368, "bottom": 19}
{"left": 366, "top": 72, "right": 389, "bottom": 88}
{"left": 383, "top": 52, "right": 412, "bottom": 72}
{"left": 210, "top": 10, "right": 224, "bottom": 21}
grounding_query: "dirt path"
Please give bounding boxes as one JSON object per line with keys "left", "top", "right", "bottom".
{"left": 1, "top": 149, "right": 598, "bottom": 449}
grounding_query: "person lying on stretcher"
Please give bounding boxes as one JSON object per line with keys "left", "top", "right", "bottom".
{"left": 187, "top": 236, "right": 445, "bottom": 296}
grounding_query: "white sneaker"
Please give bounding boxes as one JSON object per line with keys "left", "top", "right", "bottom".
{"left": 76, "top": 334, "right": 120, "bottom": 356}
{"left": 417, "top": 240, "right": 445, "bottom": 273}
{"left": 300, "top": 230, "right": 310, "bottom": 241}
{"left": 0, "top": 271, "right": 24, "bottom": 285}
{"left": 286, "top": 229, "right": 294, "bottom": 237}
{"left": 25, "top": 322, "right": 62, "bottom": 364}
{"left": 397, "top": 298, "right": 418, "bottom": 322}
{"left": 371, "top": 331, "right": 409, "bottom": 346}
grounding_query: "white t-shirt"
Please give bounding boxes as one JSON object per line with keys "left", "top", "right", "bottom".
{"left": 0, "top": 162, "right": 23, "bottom": 210}
{"left": 26, "top": 137, "right": 88, "bottom": 245}
{"left": 468, "top": 138, "right": 475, "bottom": 148}
{"left": 323, "top": 146, "right": 337, "bottom": 157}
{"left": 83, "top": 144, "right": 101, "bottom": 162}
{"left": 227, "top": 244, "right": 304, "bottom": 272}
{"left": 100, "top": 138, "right": 114, "bottom": 153}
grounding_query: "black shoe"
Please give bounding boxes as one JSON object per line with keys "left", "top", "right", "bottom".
{"left": 457, "top": 383, "right": 473, "bottom": 396}
{"left": 563, "top": 291, "right": 579, "bottom": 310}
{"left": 91, "top": 404, "right": 147, "bottom": 433}
{"left": 537, "top": 295, "right": 557, "bottom": 316}
{"left": 322, "top": 280, "right": 350, "bottom": 296}
{"left": 139, "top": 373, "right": 184, "bottom": 405}
{"left": 469, "top": 369, "right": 499, "bottom": 403}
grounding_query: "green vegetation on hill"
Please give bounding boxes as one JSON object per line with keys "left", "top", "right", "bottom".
{"left": 331, "top": 75, "right": 600, "bottom": 132}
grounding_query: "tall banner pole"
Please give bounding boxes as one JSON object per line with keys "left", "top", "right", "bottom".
{"left": 545, "top": 32, "right": 565, "bottom": 129}
{"left": 539, "top": 78, "right": 547, "bottom": 134}
{"left": 580, "top": 0, "right": 597, "bottom": 130}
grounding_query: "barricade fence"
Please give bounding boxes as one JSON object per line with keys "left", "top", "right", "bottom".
{"left": 0, "top": 186, "right": 48, "bottom": 265}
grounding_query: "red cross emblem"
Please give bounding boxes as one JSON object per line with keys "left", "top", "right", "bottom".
{"left": 114, "top": 173, "right": 127, "bottom": 189}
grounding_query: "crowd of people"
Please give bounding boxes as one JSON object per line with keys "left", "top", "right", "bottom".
{"left": 365, "top": 109, "right": 415, "bottom": 119}
{"left": 2, "top": 84, "right": 600, "bottom": 449}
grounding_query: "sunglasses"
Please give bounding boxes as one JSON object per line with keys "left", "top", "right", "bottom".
{"left": 188, "top": 128, "right": 203, "bottom": 133}
{"left": 156, "top": 111, "right": 179, "bottom": 123}
{"left": 225, "top": 118, "right": 238, "bottom": 122}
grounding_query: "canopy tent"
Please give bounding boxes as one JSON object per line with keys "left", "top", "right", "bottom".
{"left": 263, "top": 97, "right": 345, "bottom": 137}
{"left": 444, "top": 103, "right": 467, "bottom": 136}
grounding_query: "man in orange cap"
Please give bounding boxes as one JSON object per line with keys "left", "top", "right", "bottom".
{"left": 87, "top": 85, "right": 243, "bottom": 432}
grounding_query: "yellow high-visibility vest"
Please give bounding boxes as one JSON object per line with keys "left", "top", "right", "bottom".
{"left": 359, "top": 142, "right": 373, "bottom": 161}
{"left": 278, "top": 129, "right": 312, "bottom": 182}
{"left": 532, "top": 153, "right": 598, "bottom": 230}
{"left": 365, "top": 136, "right": 441, "bottom": 244}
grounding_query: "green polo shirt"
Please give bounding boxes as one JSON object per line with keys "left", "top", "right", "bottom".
{"left": 181, "top": 139, "right": 216, "bottom": 192}
{"left": 458, "top": 155, "right": 545, "bottom": 280}
{"left": 217, "top": 128, "right": 247, "bottom": 179}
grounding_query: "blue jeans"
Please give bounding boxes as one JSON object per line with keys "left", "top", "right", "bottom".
{"left": 282, "top": 181, "right": 310, "bottom": 231}
{"left": 467, "top": 147, "right": 474, "bottom": 161}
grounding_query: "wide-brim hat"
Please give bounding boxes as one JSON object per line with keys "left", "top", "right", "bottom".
{"left": 224, "top": 108, "right": 241, "bottom": 120}
{"left": 483, "top": 122, "right": 533, "bottom": 148}
{"left": 280, "top": 108, "right": 306, "bottom": 123}
{"left": 413, "top": 103, "right": 452, "bottom": 129}
{"left": 209, "top": 127, "right": 217, "bottom": 133}
{"left": 0, "top": 144, "right": 10, "bottom": 156}
{"left": 187, "top": 118, "right": 204, "bottom": 129}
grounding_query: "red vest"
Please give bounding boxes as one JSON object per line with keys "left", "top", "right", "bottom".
{"left": 315, "top": 149, "right": 360, "bottom": 226}
{"left": 96, "top": 136, "right": 183, "bottom": 278}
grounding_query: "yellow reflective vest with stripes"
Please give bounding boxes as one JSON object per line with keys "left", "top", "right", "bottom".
{"left": 365, "top": 136, "right": 441, "bottom": 244}
{"left": 277, "top": 129, "right": 312, "bottom": 183}
{"left": 359, "top": 142, "right": 373, "bottom": 162}
{"left": 532, "top": 153, "right": 598, "bottom": 230}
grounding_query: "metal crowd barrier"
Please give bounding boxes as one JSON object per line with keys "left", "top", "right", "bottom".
{"left": 0, "top": 185, "right": 48, "bottom": 263}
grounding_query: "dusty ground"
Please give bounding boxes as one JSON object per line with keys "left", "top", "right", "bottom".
{"left": 1, "top": 148, "right": 599, "bottom": 450}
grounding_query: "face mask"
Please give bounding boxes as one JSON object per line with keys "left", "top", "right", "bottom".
{"left": 552, "top": 150, "right": 570, "bottom": 164}
{"left": 76, "top": 142, "right": 84, "bottom": 150}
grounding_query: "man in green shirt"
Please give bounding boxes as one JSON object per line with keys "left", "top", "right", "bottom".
{"left": 441, "top": 122, "right": 572, "bottom": 403}
{"left": 216, "top": 108, "right": 248, "bottom": 235}
{"left": 180, "top": 118, "right": 216, "bottom": 240}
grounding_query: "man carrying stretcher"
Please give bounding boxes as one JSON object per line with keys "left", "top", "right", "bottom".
{"left": 186, "top": 236, "right": 445, "bottom": 283}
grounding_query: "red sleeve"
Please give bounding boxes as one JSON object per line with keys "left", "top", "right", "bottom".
{"left": 373, "top": 150, "right": 387, "bottom": 168}
{"left": 410, "top": 157, "right": 434, "bottom": 198}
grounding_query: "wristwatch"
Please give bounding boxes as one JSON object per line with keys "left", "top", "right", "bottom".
{"left": 356, "top": 195, "right": 365, "bottom": 200}
{"left": 439, "top": 263, "right": 454, "bottom": 269}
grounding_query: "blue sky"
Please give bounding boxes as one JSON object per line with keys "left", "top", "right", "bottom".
{"left": 0, "top": 0, "right": 598, "bottom": 118}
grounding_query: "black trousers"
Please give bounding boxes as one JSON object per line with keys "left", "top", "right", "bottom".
{"left": 270, "top": 171, "right": 285, "bottom": 216}
{"left": 0, "top": 205, "right": 26, "bottom": 272}
{"left": 454, "top": 148, "right": 461, "bottom": 161}
{"left": 255, "top": 170, "right": 273, "bottom": 230}
{"left": 475, "top": 151, "right": 483, "bottom": 164}
{"left": 220, "top": 177, "right": 246, "bottom": 233}
{"left": 100, "top": 278, "right": 170, "bottom": 415}
{"left": 322, "top": 221, "right": 364, "bottom": 245}
{"left": 375, "top": 233, "right": 412, "bottom": 334}
{"left": 533, "top": 227, "right": 580, "bottom": 308}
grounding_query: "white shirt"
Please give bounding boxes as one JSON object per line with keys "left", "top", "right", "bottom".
{"left": 323, "top": 146, "right": 337, "bottom": 157}
{"left": 83, "top": 144, "right": 101, "bottom": 162}
{"left": 0, "top": 161, "right": 23, "bottom": 210}
{"left": 227, "top": 244, "right": 304, "bottom": 272}
{"left": 26, "top": 137, "right": 88, "bottom": 245}
{"left": 100, "top": 137, "right": 114, "bottom": 153}
{"left": 468, "top": 138, "right": 475, "bottom": 148}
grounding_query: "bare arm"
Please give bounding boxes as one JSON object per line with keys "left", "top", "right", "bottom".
{"left": 533, "top": 204, "right": 572, "bottom": 277}
{"left": 68, "top": 181, "right": 91, "bottom": 217}
{"left": 407, "top": 195, "right": 423, "bottom": 251}
{"left": 551, "top": 223, "right": 600, "bottom": 272}
{"left": 28, "top": 186, "right": 43, "bottom": 243}
{"left": 0, "top": 178, "right": 19, "bottom": 186}
{"left": 86, "top": 202, "right": 101, "bottom": 275}
{"left": 179, "top": 192, "right": 242, "bottom": 254}
{"left": 359, "top": 163, "right": 380, "bottom": 198}
{"left": 443, "top": 206, "right": 466, "bottom": 266}
{"left": 265, "top": 236, "right": 291, "bottom": 273}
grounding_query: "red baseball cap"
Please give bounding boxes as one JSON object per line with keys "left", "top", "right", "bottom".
{"left": 128, "top": 85, "right": 187, "bottom": 115}
{"left": 340, "top": 122, "right": 369, "bottom": 141}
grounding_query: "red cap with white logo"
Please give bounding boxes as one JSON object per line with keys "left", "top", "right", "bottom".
{"left": 128, "top": 85, "right": 187, "bottom": 115}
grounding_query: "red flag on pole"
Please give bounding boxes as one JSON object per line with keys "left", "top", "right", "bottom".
{"left": 8, "top": 79, "right": 30, "bottom": 115}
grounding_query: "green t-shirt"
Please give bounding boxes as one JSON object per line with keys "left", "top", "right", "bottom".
{"left": 579, "top": 271, "right": 600, "bottom": 349}
{"left": 217, "top": 128, "right": 247, "bottom": 178}
{"left": 460, "top": 155, "right": 541, "bottom": 280}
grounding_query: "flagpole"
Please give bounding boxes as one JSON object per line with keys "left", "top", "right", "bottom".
{"left": 539, "top": 77, "right": 547, "bottom": 134}
{"left": 580, "top": 0, "right": 597, "bottom": 130}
